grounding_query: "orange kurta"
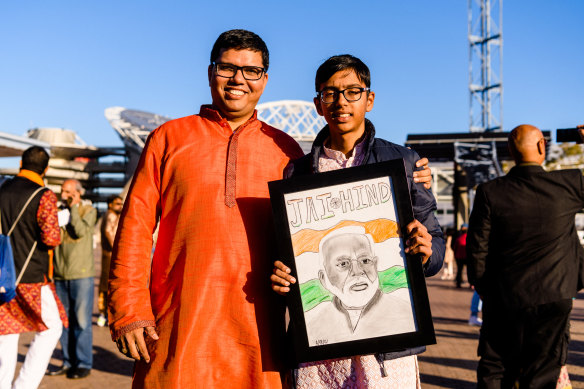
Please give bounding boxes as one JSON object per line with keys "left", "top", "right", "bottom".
{"left": 108, "top": 106, "right": 303, "bottom": 389}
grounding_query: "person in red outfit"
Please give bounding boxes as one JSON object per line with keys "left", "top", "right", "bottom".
{"left": 0, "top": 146, "right": 67, "bottom": 389}
{"left": 107, "top": 30, "right": 304, "bottom": 388}
{"left": 453, "top": 224, "right": 468, "bottom": 288}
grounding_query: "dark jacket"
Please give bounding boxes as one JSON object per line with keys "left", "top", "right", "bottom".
{"left": 467, "top": 165, "right": 584, "bottom": 309}
{"left": 0, "top": 177, "right": 51, "bottom": 283}
{"left": 286, "top": 119, "right": 445, "bottom": 362}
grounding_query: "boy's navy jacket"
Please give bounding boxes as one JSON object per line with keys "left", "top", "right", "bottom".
{"left": 285, "top": 119, "right": 445, "bottom": 362}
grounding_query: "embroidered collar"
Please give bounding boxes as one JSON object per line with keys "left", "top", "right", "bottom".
{"left": 199, "top": 105, "right": 258, "bottom": 129}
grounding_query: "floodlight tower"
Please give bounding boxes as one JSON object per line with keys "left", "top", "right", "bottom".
{"left": 468, "top": 0, "right": 503, "bottom": 132}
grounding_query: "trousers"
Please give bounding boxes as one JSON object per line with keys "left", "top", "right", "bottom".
{"left": 0, "top": 285, "right": 63, "bottom": 389}
{"left": 477, "top": 299, "right": 572, "bottom": 389}
{"left": 471, "top": 291, "right": 483, "bottom": 316}
{"left": 55, "top": 277, "right": 94, "bottom": 369}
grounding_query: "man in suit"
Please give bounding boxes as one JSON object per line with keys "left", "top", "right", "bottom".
{"left": 467, "top": 124, "right": 584, "bottom": 388}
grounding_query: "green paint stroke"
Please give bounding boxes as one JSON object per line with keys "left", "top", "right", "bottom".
{"left": 379, "top": 266, "right": 409, "bottom": 293}
{"left": 300, "top": 266, "right": 409, "bottom": 312}
{"left": 300, "top": 279, "right": 332, "bottom": 312}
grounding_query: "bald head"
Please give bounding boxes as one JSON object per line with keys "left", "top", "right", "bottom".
{"left": 61, "top": 179, "right": 85, "bottom": 207}
{"left": 509, "top": 124, "right": 546, "bottom": 165}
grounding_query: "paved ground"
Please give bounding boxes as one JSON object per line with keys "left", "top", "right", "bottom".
{"left": 15, "top": 270, "right": 584, "bottom": 388}
{"left": 420, "top": 278, "right": 584, "bottom": 388}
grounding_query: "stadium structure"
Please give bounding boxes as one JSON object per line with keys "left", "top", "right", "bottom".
{"left": 105, "top": 100, "right": 324, "bottom": 167}
{"left": 256, "top": 100, "right": 325, "bottom": 153}
{"left": 0, "top": 128, "right": 124, "bottom": 201}
{"left": 0, "top": 101, "right": 324, "bottom": 207}
{"left": 104, "top": 107, "right": 173, "bottom": 178}
{"left": 100, "top": 101, "right": 322, "bottom": 203}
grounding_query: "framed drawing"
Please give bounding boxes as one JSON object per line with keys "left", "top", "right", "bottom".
{"left": 268, "top": 159, "right": 436, "bottom": 363}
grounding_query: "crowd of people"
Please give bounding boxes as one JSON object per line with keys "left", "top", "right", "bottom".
{"left": 0, "top": 28, "right": 582, "bottom": 389}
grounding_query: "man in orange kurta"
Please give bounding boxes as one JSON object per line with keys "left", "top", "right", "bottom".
{"left": 108, "top": 30, "right": 303, "bottom": 388}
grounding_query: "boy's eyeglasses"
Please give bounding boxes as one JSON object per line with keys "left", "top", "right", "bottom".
{"left": 212, "top": 62, "right": 265, "bottom": 81}
{"left": 318, "top": 87, "right": 370, "bottom": 104}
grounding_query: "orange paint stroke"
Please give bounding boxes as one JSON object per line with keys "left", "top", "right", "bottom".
{"left": 291, "top": 218, "right": 399, "bottom": 257}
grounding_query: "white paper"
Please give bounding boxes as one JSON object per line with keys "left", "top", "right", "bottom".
{"left": 58, "top": 209, "right": 70, "bottom": 227}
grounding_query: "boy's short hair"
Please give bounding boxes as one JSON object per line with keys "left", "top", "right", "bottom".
{"left": 21, "top": 146, "right": 49, "bottom": 175}
{"left": 315, "top": 54, "right": 371, "bottom": 92}
{"left": 210, "top": 29, "right": 269, "bottom": 71}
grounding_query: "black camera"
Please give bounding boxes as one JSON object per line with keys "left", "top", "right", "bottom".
{"left": 556, "top": 128, "right": 583, "bottom": 144}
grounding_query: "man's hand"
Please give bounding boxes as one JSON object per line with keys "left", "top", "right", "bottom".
{"left": 404, "top": 219, "right": 432, "bottom": 264}
{"left": 270, "top": 261, "right": 296, "bottom": 296}
{"left": 115, "top": 326, "right": 159, "bottom": 363}
{"left": 63, "top": 191, "right": 81, "bottom": 207}
{"left": 70, "top": 191, "right": 81, "bottom": 206}
{"left": 578, "top": 124, "right": 584, "bottom": 143}
{"left": 414, "top": 157, "right": 432, "bottom": 190}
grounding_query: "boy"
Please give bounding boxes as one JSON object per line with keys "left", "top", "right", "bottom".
{"left": 272, "top": 54, "right": 444, "bottom": 388}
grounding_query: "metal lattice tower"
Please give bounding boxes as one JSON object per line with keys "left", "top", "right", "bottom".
{"left": 256, "top": 100, "right": 324, "bottom": 141}
{"left": 468, "top": 0, "right": 503, "bottom": 132}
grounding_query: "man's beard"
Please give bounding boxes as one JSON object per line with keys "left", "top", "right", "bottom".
{"left": 324, "top": 275, "right": 379, "bottom": 309}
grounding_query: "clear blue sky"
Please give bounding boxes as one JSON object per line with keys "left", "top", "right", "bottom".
{"left": 1, "top": 1, "right": 582, "bottom": 150}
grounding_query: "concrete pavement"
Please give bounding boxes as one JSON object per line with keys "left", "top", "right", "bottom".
{"left": 15, "top": 274, "right": 584, "bottom": 388}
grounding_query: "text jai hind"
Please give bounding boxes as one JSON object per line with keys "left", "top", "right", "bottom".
{"left": 286, "top": 181, "right": 392, "bottom": 228}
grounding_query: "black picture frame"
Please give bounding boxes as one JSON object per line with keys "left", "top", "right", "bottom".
{"left": 268, "top": 159, "right": 436, "bottom": 364}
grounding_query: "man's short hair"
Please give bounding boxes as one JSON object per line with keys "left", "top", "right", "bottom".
{"left": 315, "top": 54, "right": 371, "bottom": 92}
{"left": 106, "top": 194, "right": 122, "bottom": 205}
{"left": 21, "top": 146, "right": 49, "bottom": 174}
{"left": 210, "top": 29, "right": 269, "bottom": 71}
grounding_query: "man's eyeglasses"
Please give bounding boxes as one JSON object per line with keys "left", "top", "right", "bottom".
{"left": 212, "top": 62, "right": 265, "bottom": 81}
{"left": 318, "top": 87, "right": 370, "bottom": 104}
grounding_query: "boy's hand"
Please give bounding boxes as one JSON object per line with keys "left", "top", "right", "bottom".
{"left": 404, "top": 219, "right": 432, "bottom": 264}
{"left": 414, "top": 157, "right": 433, "bottom": 190}
{"left": 271, "top": 261, "right": 296, "bottom": 295}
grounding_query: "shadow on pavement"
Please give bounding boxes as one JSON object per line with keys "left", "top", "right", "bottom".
{"left": 92, "top": 345, "right": 134, "bottom": 376}
{"left": 432, "top": 316, "right": 470, "bottom": 325}
{"left": 418, "top": 355, "right": 478, "bottom": 371}
{"left": 427, "top": 283, "right": 475, "bottom": 292}
{"left": 44, "top": 345, "right": 134, "bottom": 377}
{"left": 16, "top": 343, "right": 31, "bottom": 363}
{"left": 420, "top": 373, "right": 475, "bottom": 388}
{"left": 435, "top": 329, "right": 480, "bottom": 340}
{"left": 569, "top": 373, "right": 584, "bottom": 384}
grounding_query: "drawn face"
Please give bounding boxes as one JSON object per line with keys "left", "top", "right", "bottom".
{"left": 208, "top": 48, "right": 268, "bottom": 125}
{"left": 319, "top": 233, "right": 379, "bottom": 308}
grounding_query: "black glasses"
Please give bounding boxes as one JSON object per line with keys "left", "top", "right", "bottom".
{"left": 318, "top": 87, "right": 370, "bottom": 104}
{"left": 212, "top": 62, "right": 265, "bottom": 81}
